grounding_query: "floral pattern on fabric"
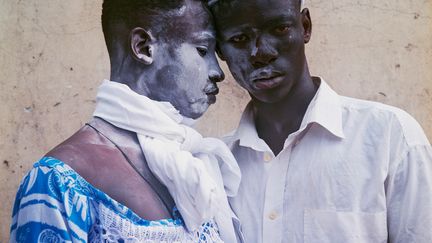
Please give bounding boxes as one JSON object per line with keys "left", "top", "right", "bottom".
{"left": 10, "top": 157, "right": 223, "bottom": 243}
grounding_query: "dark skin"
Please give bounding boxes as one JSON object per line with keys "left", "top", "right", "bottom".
{"left": 214, "top": 0, "right": 316, "bottom": 155}
{"left": 47, "top": 119, "right": 172, "bottom": 220}
{"left": 47, "top": 0, "right": 224, "bottom": 221}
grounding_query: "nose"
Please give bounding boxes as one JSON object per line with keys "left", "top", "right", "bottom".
{"left": 208, "top": 63, "right": 225, "bottom": 83}
{"left": 250, "top": 37, "right": 278, "bottom": 68}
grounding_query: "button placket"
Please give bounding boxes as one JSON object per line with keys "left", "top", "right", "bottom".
{"left": 268, "top": 211, "right": 278, "bottom": 220}
{"left": 262, "top": 152, "right": 289, "bottom": 243}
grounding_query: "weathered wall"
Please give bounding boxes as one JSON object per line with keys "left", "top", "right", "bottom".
{"left": 0, "top": 0, "right": 431, "bottom": 241}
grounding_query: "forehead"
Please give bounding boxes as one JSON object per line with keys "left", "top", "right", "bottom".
{"left": 214, "top": 0, "right": 299, "bottom": 31}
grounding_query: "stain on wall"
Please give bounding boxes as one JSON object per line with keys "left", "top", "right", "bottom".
{"left": 0, "top": 0, "right": 431, "bottom": 241}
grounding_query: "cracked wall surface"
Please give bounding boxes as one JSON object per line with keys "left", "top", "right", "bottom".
{"left": 1, "top": 0, "right": 431, "bottom": 241}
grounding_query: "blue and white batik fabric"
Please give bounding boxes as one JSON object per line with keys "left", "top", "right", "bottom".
{"left": 10, "top": 157, "right": 223, "bottom": 243}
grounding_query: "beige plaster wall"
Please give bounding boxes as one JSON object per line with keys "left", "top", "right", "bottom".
{"left": 0, "top": 0, "right": 431, "bottom": 241}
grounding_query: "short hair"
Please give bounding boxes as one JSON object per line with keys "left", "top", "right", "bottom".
{"left": 102, "top": 1, "right": 182, "bottom": 48}
{"left": 101, "top": 0, "right": 211, "bottom": 53}
{"left": 208, "top": 0, "right": 304, "bottom": 13}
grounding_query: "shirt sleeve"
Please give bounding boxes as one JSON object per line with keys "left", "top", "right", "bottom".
{"left": 10, "top": 164, "right": 92, "bottom": 243}
{"left": 386, "top": 145, "right": 432, "bottom": 243}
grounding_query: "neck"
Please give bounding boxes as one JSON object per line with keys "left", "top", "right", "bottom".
{"left": 109, "top": 55, "right": 151, "bottom": 97}
{"left": 252, "top": 75, "right": 318, "bottom": 154}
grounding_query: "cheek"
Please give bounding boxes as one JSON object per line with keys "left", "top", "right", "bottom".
{"left": 189, "top": 59, "right": 207, "bottom": 82}
{"left": 155, "top": 65, "right": 184, "bottom": 92}
{"left": 224, "top": 48, "right": 249, "bottom": 79}
{"left": 155, "top": 63, "right": 205, "bottom": 99}
{"left": 280, "top": 32, "right": 302, "bottom": 53}
{"left": 177, "top": 50, "right": 207, "bottom": 85}
{"left": 153, "top": 65, "right": 189, "bottom": 108}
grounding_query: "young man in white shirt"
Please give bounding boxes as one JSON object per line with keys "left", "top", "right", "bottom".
{"left": 209, "top": 0, "right": 432, "bottom": 242}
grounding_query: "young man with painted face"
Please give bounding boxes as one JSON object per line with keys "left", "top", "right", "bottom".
{"left": 10, "top": 1, "right": 241, "bottom": 242}
{"left": 210, "top": 0, "right": 432, "bottom": 242}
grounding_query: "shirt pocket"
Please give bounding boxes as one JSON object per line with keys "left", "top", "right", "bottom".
{"left": 304, "top": 209, "right": 388, "bottom": 243}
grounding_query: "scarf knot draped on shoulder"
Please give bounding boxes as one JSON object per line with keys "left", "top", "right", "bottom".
{"left": 93, "top": 80, "right": 241, "bottom": 242}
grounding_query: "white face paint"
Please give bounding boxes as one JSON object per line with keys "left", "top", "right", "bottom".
{"left": 177, "top": 5, "right": 187, "bottom": 15}
{"left": 137, "top": 1, "right": 224, "bottom": 119}
{"left": 214, "top": 0, "right": 309, "bottom": 104}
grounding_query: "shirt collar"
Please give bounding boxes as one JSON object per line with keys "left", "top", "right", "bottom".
{"left": 300, "top": 78, "right": 345, "bottom": 138}
{"left": 229, "top": 78, "right": 345, "bottom": 149}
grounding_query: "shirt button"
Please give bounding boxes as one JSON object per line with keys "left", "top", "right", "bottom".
{"left": 268, "top": 212, "right": 278, "bottom": 220}
{"left": 263, "top": 152, "right": 273, "bottom": 162}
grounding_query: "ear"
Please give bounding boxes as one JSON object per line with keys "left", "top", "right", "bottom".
{"left": 301, "top": 8, "right": 312, "bottom": 44}
{"left": 130, "top": 27, "right": 154, "bottom": 65}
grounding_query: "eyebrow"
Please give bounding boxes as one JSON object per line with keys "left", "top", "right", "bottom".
{"left": 192, "top": 31, "right": 216, "bottom": 43}
{"left": 219, "top": 24, "right": 250, "bottom": 37}
{"left": 219, "top": 12, "right": 298, "bottom": 33}
{"left": 262, "top": 14, "right": 297, "bottom": 25}
{"left": 220, "top": 15, "right": 297, "bottom": 40}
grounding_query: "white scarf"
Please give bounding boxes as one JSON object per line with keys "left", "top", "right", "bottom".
{"left": 93, "top": 80, "right": 241, "bottom": 242}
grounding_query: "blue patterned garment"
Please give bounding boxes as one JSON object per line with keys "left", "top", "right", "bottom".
{"left": 10, "top": 157, "right": 223, "bottom": 243}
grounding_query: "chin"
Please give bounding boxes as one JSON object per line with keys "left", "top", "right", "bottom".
{"left": 250, "top": 84, "right": 292, "bottom": 104}
{"left": 180, "top": 105, "right": 208, "bottom": 120}
{"left": 255, "top": 95, "right": 281, "bottom": 103}
{"left": 183, "top": 111, "right": 204, "bottom": 120}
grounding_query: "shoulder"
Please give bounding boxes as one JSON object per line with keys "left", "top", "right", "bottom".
{"left": 11, "top": 157, "right": 90, "bottom": 222}
{"left": 45, "top": 124, "right": 125, "bottom": 182}
{"left": 13, "top": 156, "right": 94, "bottom": 208}
{"left": 14, "top": 157, "right": 76, "bottom": 201}
{"left": 11, "top": 157, "right": 94, "bottom": 242}
{"left": 46, "top": 125, "right": 104, "bottom": 167}
{"left": 340, "top": 96, "right": 429, "bottom": 147}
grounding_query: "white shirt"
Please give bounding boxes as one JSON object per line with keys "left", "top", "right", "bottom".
{"left": 225, "top": 79, "right": 432, "bottom": 243}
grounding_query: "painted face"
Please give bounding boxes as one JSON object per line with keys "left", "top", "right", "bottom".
{"left": 144, "top": 1, "right": 224, "bottom": 119}
{"left": 213, "top": 0, "right": 310, "bottom": 103}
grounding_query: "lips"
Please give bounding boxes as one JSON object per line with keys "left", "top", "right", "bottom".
{"left": 254, "top": 76, "right": 284, "bottom": 90}
{"left": 250, "top": 70, "right": 284, "bottom": 90}
{"left": 205, "top": 87, "right": 219, "bottom": 96}
{"left": 207, "top": 94, "right": 217, "bottom": 104}
{"left": 204, "top": 84, "right": 219, "bottom": 104}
